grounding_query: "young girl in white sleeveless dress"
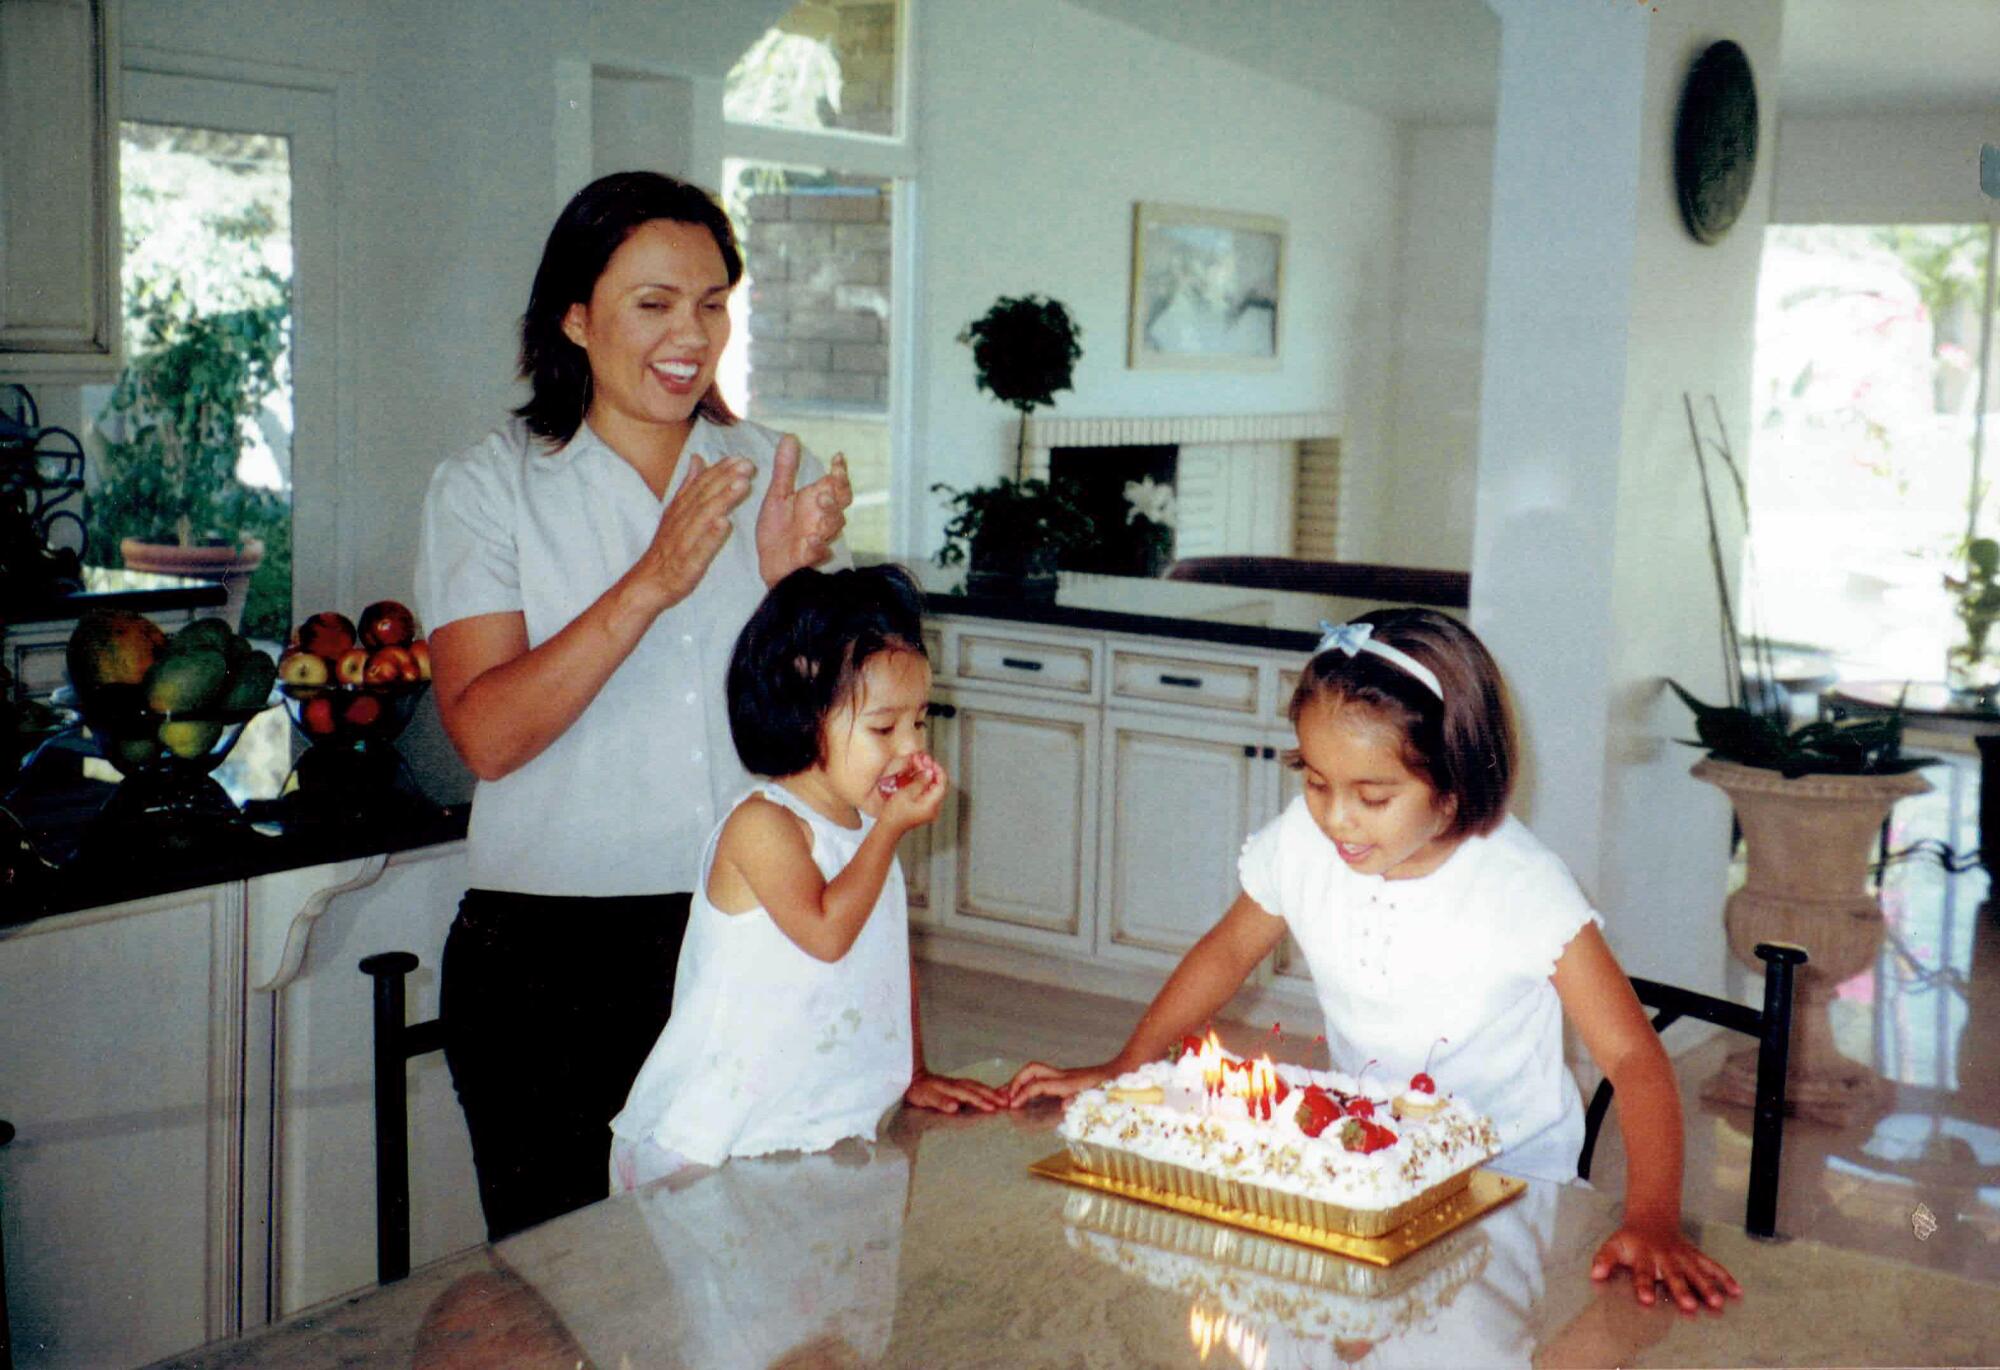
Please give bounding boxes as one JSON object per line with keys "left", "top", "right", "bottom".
{"left": 609, "top": 565, "right": 1001, "bottom": 1187}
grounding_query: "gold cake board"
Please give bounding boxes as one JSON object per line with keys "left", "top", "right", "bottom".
{"left": 1029, "top": 1152, "right": 1525, "bottom": 1268}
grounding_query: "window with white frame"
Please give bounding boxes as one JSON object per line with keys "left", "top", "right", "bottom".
{"left": 722, "top": 0, "right": 913, "bottom": 558}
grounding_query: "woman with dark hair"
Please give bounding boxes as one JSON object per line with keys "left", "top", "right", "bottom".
{"left": 414, "top": 171, "right": 852, "bottom": 1240}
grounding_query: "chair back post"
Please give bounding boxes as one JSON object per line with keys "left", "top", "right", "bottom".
{"left": 358, "top": 952, "right": 419, "bottom": 1284}
{"left": 1, "top": 1117, "right": 14, "bottom": 1370}
{"left": 1746, "top": 941, "right": 1808, "bottom": 1239}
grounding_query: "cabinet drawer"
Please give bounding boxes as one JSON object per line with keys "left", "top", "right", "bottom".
{"left": 955, "top": 633, "right": 1094, "bottom": 695}
{"left": 1111, "top": 649, "right": 1257, "bottom": 714}
{"left": 1276, "top": 666, "right": 1302, "bottom": 719}
{"left": 10, "top": 637, "right": 69, "bottom": 700}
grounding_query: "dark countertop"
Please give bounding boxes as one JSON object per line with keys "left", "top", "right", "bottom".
{"left": 5, "top": 566, "right": 229, "bottom": 625}
{"left": 3, "top": 704, "right": 466, "bottom": 925}
{"left": 909, "top": 561, "right": 1469, "bottom": 655}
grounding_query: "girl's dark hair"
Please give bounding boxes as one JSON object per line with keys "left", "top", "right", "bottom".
{"left": 728, "top": 564, "right": 929, "bottom": 778}
{"left": 516, "top": 171, "right": 743, "bottom": 446}
{"left": 1287, "top": 607, "right": 1515, "bottom": 839}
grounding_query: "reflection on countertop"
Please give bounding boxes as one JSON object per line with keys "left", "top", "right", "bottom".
{"left": 150, "top": 1073, "right": 2000, "bottom": 1369}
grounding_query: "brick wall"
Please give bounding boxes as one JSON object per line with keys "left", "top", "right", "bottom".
{"left": 744, "top": 180, "right": 892, "bottom": 413}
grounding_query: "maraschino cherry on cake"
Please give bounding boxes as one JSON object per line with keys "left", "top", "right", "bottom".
{"left": 1058, "top": 1032, "right": 1501, "bottom": 1237}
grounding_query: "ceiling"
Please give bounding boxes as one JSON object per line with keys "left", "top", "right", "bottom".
{"left": 1063, "top": 0, "right": 2000, "bottom": 124}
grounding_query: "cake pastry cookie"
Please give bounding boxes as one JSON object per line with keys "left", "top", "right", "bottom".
{"left": 1058, "top": 1035, "right": 1501, "bottom": 1238}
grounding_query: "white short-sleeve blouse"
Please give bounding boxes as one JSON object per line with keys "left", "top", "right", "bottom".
{"left": 1238, "top": 798, "right": 1601, "bottom": 1183}
{"left": 414, "top": 415, "right": 844, "bottom": 897}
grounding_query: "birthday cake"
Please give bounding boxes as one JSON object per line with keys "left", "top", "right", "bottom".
{"left": 1058, "top": 1035, "right": 1501, "bottom": 1237}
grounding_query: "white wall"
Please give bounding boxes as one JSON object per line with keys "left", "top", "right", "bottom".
{"left": 1472, "top": 0, "right": 1784, "bottom": 991}
{"left": 1373, "top": 122, "right": 1495, "bottom": 571}
{"left": 1774, "top": 111, "right": 2000, "bottom": 224}
{"left": 911, "top": 0, "right": 1402, "bottom": 558}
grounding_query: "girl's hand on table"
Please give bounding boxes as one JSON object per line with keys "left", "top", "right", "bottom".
{"left": 636, "top": 453, "right": 754, "bottom": 610}
{"left": 1591, "top": 1220, "right": 1741, "bottom": 1313}
{"left": 756, "top": 435, "right": 851, "bottom": 583}
{"left": 905, "top": 1069, "right": 1005, "bottom": 1114}
{"left": 1001, "top": 1060, "right": 1118, "bottom": 1108}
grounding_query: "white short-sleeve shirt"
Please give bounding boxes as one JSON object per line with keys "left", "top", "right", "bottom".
{"left": 414, "top": 415, "right": 846, "bottom": 896}
{"left": 1238, "top": 798, "right": 1601, "bottom": 1183}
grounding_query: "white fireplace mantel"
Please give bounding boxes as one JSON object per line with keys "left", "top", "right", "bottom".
{"left": 1019, "top": 412, "right": 1342, "bottom": 559}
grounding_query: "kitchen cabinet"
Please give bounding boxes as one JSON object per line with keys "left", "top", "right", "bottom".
{"left": 915, "top": 614, "right": 1317, "bottom": 1023}
{"left": 0, "top": 0, "right": 121, "bottom": 380}
{"left": 0, "top": 883, "right": 245, "bottom": 1370}
{"left": 0, "top": 838, "right": 480, "bottom": 1367}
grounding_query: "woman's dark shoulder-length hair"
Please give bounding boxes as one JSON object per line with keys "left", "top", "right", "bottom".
{"left": 516, "top": 171, "right": 743, "bottom": 447}
{"left": 728, "top": 564, "right": 929, "bottom": 779}
{"left": 1287, "top": 607, "right": 1516, "bottom": 840}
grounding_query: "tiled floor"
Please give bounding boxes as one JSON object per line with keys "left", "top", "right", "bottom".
{"left": 917, "top": 748, "right": 2000, "bottom": 1290}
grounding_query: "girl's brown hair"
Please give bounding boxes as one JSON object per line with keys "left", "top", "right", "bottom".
{"left": 1287, "top": 608, "right": 1515, "bottom": 839}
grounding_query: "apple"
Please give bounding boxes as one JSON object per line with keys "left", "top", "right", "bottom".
{"left": 358, "top": 600, "right": 418, "bottom": 650}
{"left": 278, "top": 647, "right": 331, "bottom": 688}
{"left": 301, "top": 695, "right": 338, "bottom": 736}
{"left": 335, "top": 647, "right": 369, "bottom": 686}
{"left": 342, "top": 693, "right": 383, "bottom": 729}
{"left": 409, "top": 639, "right": 432, "bottom": 680}
{"left": 298, "top": 611, "right": 357, "bottom": 659}
{"left": 364, "top": 645, "right": 418, "bottom": 685}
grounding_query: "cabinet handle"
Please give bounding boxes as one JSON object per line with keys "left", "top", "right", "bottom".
{"left": 1243, "top": 745, "right": 1257, "bottom": 758}
{"left": 1263, "top": 746, "right": 1277, "bottom": 760}
{"left": 1159, "top": 674, "right": 1203, "bottom": 689}
{"left": 1000, "top": 656, "right": 1044, "bottom": 672}
{"left": 926, "top": 702, "right": 957, "bottom": 719}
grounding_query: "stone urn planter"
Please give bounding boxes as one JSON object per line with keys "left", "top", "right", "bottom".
{"left": 1692, "top": 756, "right": 1929, "bottom": 1125}
{"left": 120, "top": 537, "right": 264, "bottom": 632}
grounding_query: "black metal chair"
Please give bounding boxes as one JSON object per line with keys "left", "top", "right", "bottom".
{"left": 1577, "top": 941, "right": 1807, "bottom": 1239}
{"left": 1, "top": 1117, "right": 14, "bottom": 1370}
{"left": 358, "top": 952, "right": 446, "bottom": 1284}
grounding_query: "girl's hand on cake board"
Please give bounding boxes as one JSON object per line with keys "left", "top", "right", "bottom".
{"left": 1001, "top": 1060, "right": 1118, "bottom": 1108}
{"left": 905, "top": 1069, "right": 1004, "bottom": 1114}
{"left": 1590, "top": 1223, "right": 1740, "bottom": 1314}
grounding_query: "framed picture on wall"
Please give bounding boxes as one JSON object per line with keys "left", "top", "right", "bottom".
{"left": 1127, "top": 202, "right": 1285, "bottom": 370}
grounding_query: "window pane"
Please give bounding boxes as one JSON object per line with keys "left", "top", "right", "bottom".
{"left": 723, "top": 161, "right": 894, "bottom": 557}
{"left": 95, "top": 121, "right": 293, "bottom": 644}
{"left": 724, "top": 0, "right": 901, "bottom": 138}
{"left": 1747, "top": 224, "right": 1993, "bottom": 676}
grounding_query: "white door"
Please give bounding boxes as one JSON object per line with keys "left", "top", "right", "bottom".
{"left": 116, "top": 60, "right": 339, "bottom": 627}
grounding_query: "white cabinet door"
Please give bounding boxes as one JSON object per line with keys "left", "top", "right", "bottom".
{"left": 1098, "top": 714, "right": 1278, "bottom": 973}
{"left": 247, "top": 845, "right": 481, "bottom": 1319}
{"left": 0, "top": 885, "right": 244, "bottom": 1369}
{"left": 1267, "top": 750, "right": 1316, "bottom": 984}
{"left": 901, "top": 698, "right": 956, "bottom": 926}
{"left": 0, "top": 0, "right": 120, "bottom": 377}
{"left": 940, "top": 689, "right": 1098, "bottom": 955}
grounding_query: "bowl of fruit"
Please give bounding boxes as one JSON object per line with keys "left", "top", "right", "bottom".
{"left": 277, "top": 601, "right": 430, "bottom": 785}
{"left": 61, "top": 609, "right": 280, "bottom": 816}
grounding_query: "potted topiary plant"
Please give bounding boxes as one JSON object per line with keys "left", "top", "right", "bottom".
{"left": 88, "top": 279, "right": 290, "bottom": 635}
{"left": 1944, "top": 535, "right": 2000, "bottom": 700}
{"left": 1671, "top": 392, "right": 1930, "bottom": 1125}
{"left": 931, "top": 476, "right": 1097, "bottom": 600}
{"left": 940, "top": 295, "right": 1093, "bottom": 597}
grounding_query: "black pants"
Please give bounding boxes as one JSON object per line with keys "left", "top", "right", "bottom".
{"left": 440, "top": 888, "right": 691, "bottom": 1242}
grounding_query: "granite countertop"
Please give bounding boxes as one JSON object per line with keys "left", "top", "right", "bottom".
{"left": 906, "top": 562, "right": 1468, "bottom": 654}
{"left": 149, "top": 1072, "right": 2000, "bottom": 1369}
{"left": 4, "top": 565, "right": 229, "bottom": 624}
{"left": 3, "top": 703, "right": 466, "bottom": 923}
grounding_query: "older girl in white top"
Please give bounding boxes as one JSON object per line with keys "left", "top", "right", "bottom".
{"left": 415, "top": 172, "right": 851, "bottom": 1241}
{"left": 1006, "top": 609, "right": 1743, "bottom": 1316}
{"left": 610, "top": 565, "right": 1001, "bottom": 1184}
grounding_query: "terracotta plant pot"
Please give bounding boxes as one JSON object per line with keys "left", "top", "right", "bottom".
{"left": 1692, "top": 756, "right": 1930, "bottom": 1125}
{"left": 120, "top": 537, "right": 265, "bottom": 632}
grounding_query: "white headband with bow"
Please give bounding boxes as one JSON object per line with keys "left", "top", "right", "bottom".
{"left": 1314, "top": 621, "right": 1444, "bottom": 701}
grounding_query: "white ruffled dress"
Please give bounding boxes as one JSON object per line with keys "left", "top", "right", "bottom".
{"left": 610, "top": 783, "right": 913, "bottom": 1175}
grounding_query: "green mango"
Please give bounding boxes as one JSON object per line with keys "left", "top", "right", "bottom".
{"left": 166, "top": 618, "right": 237, "bottom": 656}
{"left": 106, "top": 733, "right": 160, "bottom": 773}
{"left": 222, "top": 649, "right": 278, "bottom": 710}
{"left": 144, "top": 648, "right": 233, "bottom": 714}
{"left": 159, "top": 718, "right": 226, "bottom": 759}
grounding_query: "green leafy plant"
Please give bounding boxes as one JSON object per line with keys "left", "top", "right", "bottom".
{"left": 88, "top": 276, "right": 292, "bottom": 639}
{"left": 958, "top": 294, "right": 1082, "bottom": 479}
{"left": 1672, "top": 393, "right": 1925, "bottom": 776}
{"left": 1944, "top": 535, "right": 2000, "bottom": 692}
{"left": 931, "top": 477, "right": 1098, "bottom": 570}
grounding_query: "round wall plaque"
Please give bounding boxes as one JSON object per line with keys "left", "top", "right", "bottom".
{"left": 1673, "top": 40, "right": 1759, "bottom": 245}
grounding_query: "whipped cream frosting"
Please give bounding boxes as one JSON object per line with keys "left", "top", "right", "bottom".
{"left": 1059, "top": 1053, "right": 1500, "bottom": 1211}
